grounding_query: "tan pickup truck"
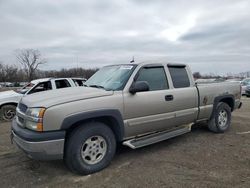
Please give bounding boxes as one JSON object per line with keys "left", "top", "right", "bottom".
{"left": 11, "top": 62, "right": 242, "bottom": 175}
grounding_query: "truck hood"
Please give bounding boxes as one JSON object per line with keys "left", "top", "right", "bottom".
{"left": 21, "top": 87, "right": 114, "bottom": 108}
{"left": 0, "top": 90, "right": 21, "bottom": 100}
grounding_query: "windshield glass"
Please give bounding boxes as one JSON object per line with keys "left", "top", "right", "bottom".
{"left": 242, "top": 79, "right": 250, "bottom": 86}
{"left": 85, "top": 65, "right": 136, "bottom": 91}
{"left": 17, "top": 82, "right": 35, "bottom": 94}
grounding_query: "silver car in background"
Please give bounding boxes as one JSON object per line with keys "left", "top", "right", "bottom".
{"left": 241, "top": 78, "right": 250, "bottom": 95}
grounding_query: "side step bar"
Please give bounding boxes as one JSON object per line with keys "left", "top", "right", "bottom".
{"left": 123, "top": 124, "right": 192, "bottom": 149}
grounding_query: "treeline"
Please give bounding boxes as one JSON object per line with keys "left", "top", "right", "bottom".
{"left": 0, "top": 62, "right": 98, "bottom": 82}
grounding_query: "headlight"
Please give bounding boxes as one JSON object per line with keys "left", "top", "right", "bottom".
{"left": 25, "top": 107, "right": 46, "bottom": 131}
{"left": 26, "top": 107, "right": 46, "bottom": 118}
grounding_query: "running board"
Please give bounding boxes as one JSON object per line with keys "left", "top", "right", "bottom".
{"left": 123, "top": 124, "right": 192, "bottom": 149}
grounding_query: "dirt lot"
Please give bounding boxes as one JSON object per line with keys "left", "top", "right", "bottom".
{"left": 0, "top": 98, "right": 249, "bottom": 188}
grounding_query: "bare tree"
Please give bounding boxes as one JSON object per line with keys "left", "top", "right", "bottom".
{"left": 16, "top": 49, "right": 46, "bottom": 81}
{"left": 0, "top": 62, "right": 20, "bottom": 82}
{"left": 0, "top": 62, "right": 5, "bottom": 82}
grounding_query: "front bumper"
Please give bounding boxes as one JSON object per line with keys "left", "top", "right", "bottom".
{"left": 11, "top": 119, "right": 65, "bottom": 160}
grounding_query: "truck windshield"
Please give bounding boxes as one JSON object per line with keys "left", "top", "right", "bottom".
{"left": 85, "top": 65, "right": 136, "bottom": 91}
{"left": 16, "top": 82, "right": 35, "bottom": 94}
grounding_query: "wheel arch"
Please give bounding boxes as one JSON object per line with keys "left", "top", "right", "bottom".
{"left": 210, "top": 95, "right": 235, "bottom": 119}
{"left": 61, "top": 109, "right": 124, "bottom": 142}
{"left": 0, "top": 102, "right": 18, "bottom": 109}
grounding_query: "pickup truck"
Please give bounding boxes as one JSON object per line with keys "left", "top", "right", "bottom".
{"left": 11, "top": 62, "right": 242, "bottom": 175}
{"left": 0, "top": 77, "right": 86, "bottom": 121}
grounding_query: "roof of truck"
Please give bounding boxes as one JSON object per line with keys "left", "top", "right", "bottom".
{"left": 31, "top": 78, "right": 52, "bottom": 84}
{"left": 30, "top": 77, "right": 86, "bottom": 85}
{"left": 115, "top": 62, "right": 187, "bottom": 67}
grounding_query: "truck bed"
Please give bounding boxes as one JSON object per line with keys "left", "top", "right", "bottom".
{"left": 196, "top": 81, "right": 241, "bottom": 120}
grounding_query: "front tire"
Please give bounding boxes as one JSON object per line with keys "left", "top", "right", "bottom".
{"left": 64, "top": 122, "right": 116, "bottom": 175}
{"left": 0, "top": 104, "right": 17, "bottom": 121}
{"left": 208, "top": 102, "right": 231, "bottom": 133}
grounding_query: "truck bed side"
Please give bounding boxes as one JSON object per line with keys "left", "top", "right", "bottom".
{"left": 196, "top": 82, "right": 241, "bottom": 121}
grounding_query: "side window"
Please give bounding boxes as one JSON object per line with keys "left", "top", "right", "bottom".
{"left": 55, "top": 79, "right": 71, "bottom": 89}
{"left": 136, "top": 67, "right": 169, "bottom": 91}
{"left": 168, "top": 67, "right": 190, "bottom": 88}
{"left": 28, "top": 81, "right": 52, "bottom": 94}
{"left": 73, "top": 79, "right": 84, "bottom": 86}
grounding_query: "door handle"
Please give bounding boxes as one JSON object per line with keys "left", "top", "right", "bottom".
{"left": 165, "top": 95, "right": 174, "bottom": 101}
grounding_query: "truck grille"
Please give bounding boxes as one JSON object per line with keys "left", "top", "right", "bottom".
{"left": 18, "top": 103, "right": 28, "bottom": 113}
{"left": 17, "top": 116, "right": 24, "bottom": 124}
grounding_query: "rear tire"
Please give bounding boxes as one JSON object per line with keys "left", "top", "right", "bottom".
{"left": 0, "top": 104, "right": 17, "bottom": 121}
{"left": 208, "top": 102, "right": 231, "bottom": 133}
{"left": 64, "top": 122, "right": 116, "bottom": 175}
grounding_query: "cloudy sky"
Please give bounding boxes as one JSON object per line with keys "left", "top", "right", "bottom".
{"left": 0, "top": 0, "right": 250, "bottom": 74}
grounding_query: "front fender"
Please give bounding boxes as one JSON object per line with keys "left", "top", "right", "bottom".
{"left": 61, "top": 109, "right": 124, "bottom": 141}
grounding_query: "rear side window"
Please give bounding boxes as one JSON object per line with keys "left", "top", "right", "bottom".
{"left": 55, "top": 79, "right": 71, "bottom": 89}
{"left": 168, "top": 67, "right": 190, "bottom": 88}
{"left": 73, "top": 79, "right": 85, "bottom": 86}
{"left": 136, "top": 67, "right": 169, "bottom": 91}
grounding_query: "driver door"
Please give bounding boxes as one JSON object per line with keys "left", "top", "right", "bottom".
{"left": 123, "top": 65, "right": 176, "bottom": 137}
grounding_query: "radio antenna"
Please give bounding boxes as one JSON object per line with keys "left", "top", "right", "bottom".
{"left": 130, "top": 56, "right": 135, "bottom": 63}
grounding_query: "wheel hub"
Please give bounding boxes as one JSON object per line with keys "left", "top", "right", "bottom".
{"left": 218, "top": 110, "right": 228, "bottom": 128}
{"left": 81, "top": 135, "right": 107, "bottom": 165}
{"left": 3, "top": 109, "right": 16, "bottom": 120}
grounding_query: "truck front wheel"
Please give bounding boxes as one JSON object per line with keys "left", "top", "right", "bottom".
{"left": 208, "top": 102, "right": 232, "bottom": 133}
{"left": 64, "top": 122, "right": 116, "bottom": 175}
{"left": 0, "top": 104, "right": 17, "bottom": 121}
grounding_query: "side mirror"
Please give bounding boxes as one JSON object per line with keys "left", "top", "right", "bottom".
{"left": 129, "top": 81, "right": 149, "bottom": 94}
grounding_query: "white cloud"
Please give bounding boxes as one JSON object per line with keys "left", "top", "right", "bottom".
{"left": 0, "top": 0, "right": 249, "bottom": 74}
{"left": 160, "top": 14, "right": 197, "bottom": 42}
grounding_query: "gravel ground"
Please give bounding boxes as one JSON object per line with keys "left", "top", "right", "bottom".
{"left": 0, "top": 97, "right": 249, "bottom": 188}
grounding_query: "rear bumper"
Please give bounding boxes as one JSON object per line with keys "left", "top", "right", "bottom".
{"left": 11, "top": 119, "right": 65, "bottom": 160}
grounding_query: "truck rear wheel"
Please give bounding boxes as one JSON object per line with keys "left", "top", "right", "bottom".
{"left": 208, "top": 102, "right": 231, "bottom": 133}
{"left": 0, "top": 104, "right": 16, "bottom": 121}
{"left": 64, "top": 122, "right": 116, "bottom": 175}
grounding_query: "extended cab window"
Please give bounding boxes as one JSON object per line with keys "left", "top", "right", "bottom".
{"left": 28, "top": 81, "right": 52, "bottom": 94}
{"left": 55, "top": 79, "right": 71, "bottom": 89}
{"left": 136, "top": 67, "right": 169, "bottom": 91}
{"left": 168, "top": 66, "right": 190, "bottom": 88}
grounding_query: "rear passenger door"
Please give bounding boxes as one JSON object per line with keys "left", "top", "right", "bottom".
{"left": 166, "top": 65, "right": 199, "bottom": 126}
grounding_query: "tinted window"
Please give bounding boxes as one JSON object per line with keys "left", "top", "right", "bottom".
{"left": 168, "top": 67, "right": 190, "bottom": 88}
{"left": 55, "top": 79, "right": 71, "bottom": 89}
{"left": 73, "top": 79, "right": 85, "bottom": 86}
{"left": 136, "top": 67, "right": 168, "bottom": 91}
{"left": 28, "top": 81, "right": 52, "bottom": 94}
